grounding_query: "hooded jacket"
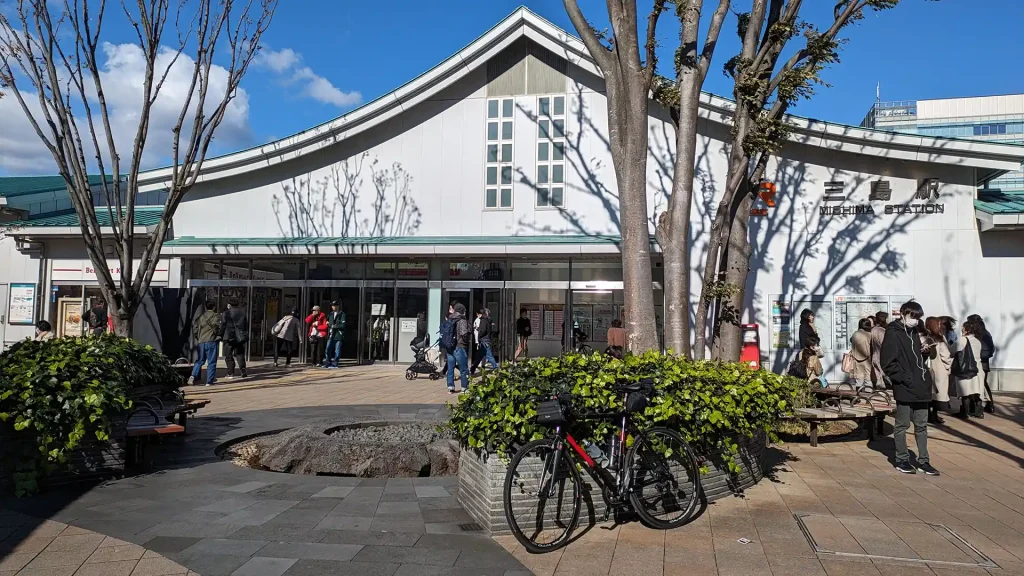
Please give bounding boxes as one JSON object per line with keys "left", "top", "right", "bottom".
{"left": 880, "top": 319, "right": 933, "bottom": 404}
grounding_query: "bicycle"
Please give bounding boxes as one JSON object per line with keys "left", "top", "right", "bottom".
{"left": 572, "top": 331, "right": 593, "bottom": 355}
{"left": 502, "top": 379, "right": 700, "bottom": 554}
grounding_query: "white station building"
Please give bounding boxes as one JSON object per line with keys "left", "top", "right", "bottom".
{"left": 2, "top": 8, "right": 1024, "bottom": 387}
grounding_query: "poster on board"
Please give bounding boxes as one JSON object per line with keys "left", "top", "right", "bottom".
{"left": 769, "top": 296, "right": 793, "bottom": 349}
{"left": 58, "top": 298, "right": 83, "bottom": 338}
{"left": 8, "top": 283, "right": 36, "bottom": 325}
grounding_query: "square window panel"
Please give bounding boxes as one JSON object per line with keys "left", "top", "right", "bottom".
{"left": 553, "top": 119, "right": 565, "bottom": 139}
{"left": 552, "top": 186, "right": 564, "bottom": 206}
{"left": 539, "top": 120, "right": 549, "bottom": 139}
{"left": 539, "top": 97, "right": 550, "bottom": 117}
{"left": 487, "top": 122, "right": 498, "bottom": 141}
{"left": 501, "top": 166, "right": 512, "bottom": 185}
{"left": 536, "top": 187, "right": 549, "bottom": 207}
{"left": 552, "top": 164, "right": 563, "bottom": 184}
{"left": 501, "top": 143, "right": 513, "bottom": 162}
{"left": 554, "top": 96, "right": 565, "bottom": 116}
{"left": 502, "top": 121, "right": 513, "bottom": 140}
{"left": 488, "top": 100, "right": 499, "bottom": 119}
{"left": 538, "top": 165, "right": 549, "bottom": 184}
{"left": 553, "top": 142, "right": 564, "bottom": 161}
{"left": 486, "top": 166, "right": 497, "bottom": 186}
{"left": 502, "top": 99, "right": 514, "bottom": 118}
{"left": 500, "top": 188, "right": 512, "bottom": 207}
{"left": 487, "top": 144, "right": 498, "bottom": 163}
{"left": 486, "top": 188, "right": 497, "bottom": 208}
{"left": 538, "top": 142, "right": 549, "bottom": 161}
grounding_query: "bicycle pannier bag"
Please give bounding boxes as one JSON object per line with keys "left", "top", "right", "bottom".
{"left": 536, "top": 399, "right": 566, "bottom": 426}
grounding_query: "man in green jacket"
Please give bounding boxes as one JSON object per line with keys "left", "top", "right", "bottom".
{"left": 189, "top": 301, "right": 222, "bottom": 386}
{"left": 323, "top": 300, "right": 346, "bottom": 368}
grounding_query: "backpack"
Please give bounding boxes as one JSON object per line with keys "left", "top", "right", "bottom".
{"left": 952, "top": 339, "right": 979, "bottom": 379}
{"left": 787, "top": 357, "right": 808, "bottom": 380}
{"left": 439, "top": 318, "right": 459, "bottom": 351}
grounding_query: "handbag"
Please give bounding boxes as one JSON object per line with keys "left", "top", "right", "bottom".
{"left": 841, "top": 353, "right": 854, "bottom": 374}
{"left": 951, "top": 339, "right": 979, "bottom": 379}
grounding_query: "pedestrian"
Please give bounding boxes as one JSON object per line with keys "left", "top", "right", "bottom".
{"left": 605, "top": 318, "right": 626, "bottom": 359}
{"left": 845, "top": 318, "right": 873, "bottom": 389}
{"left": 787, "top": 335, "right": 823, "bottom": 385}
{"left": 323, "top": 300, "right": 346, "bottom": 368}
{"left": 881, "top": 300, "right": 939, "bottom": 476}
{"left": 443, "top": 302, "right": 471, "bottom": 394}
{"left": 954, "top": 318, "right": 986, "bottom": 419}
{"left": 83, "top": 298, "right": 108, "bottom": 336}
{"left": 271, "top": 309, "right": 301, "bottom": 367}
{"left": 221, "top": 298, "right": 249, "bottom": 379}
{"left": 923, "top": 316, "right": 952, "bottom": 424}
{"left": 514, "top": 309, "right": 532, "bottom": 362}
{"left": 471, "top": 308, "right": 499, "bottom": 374}
{"left": 412, "top": 311, "right": 429, "bottom": 349}
{"left": 189, "top": 300, "right": 221, "bottom": 386}
{"left": 33, "top": 320, "right": 54, "bottom": 342}
{"left": 305, "top": 305, "right": 328, "bottom": 366}
{"left": 941, "top": 316, "right": 958, "bottom": 350}
{"left": 870, "top": 311, "right": 888, "bottom": 388}
{"left": 798, "top": 309, "right": 818, "bottom": 351}
{"left": 966, "top": 314, "right": 995, "bottom": 414}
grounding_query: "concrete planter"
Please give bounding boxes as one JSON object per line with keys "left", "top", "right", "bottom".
{"left": 458, "top": 429, "right": 768, "bottom": 534}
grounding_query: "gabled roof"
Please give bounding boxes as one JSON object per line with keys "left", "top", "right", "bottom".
{"left": 136, "top": 6, "right": 1024, "bottom": 192}
{"left": 0, "top": 206, "right": 163, "bottom": 236}
{"left": 0, "top": 175, "right": 121, "bottom": 198}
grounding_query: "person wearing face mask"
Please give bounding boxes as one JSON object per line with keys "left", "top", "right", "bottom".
{"left": 955, "top": 319, "right": 987, "bottom": 419}
{"left": 881, "top": 300, "right": 939, "bottom": 476}
{"left": 33, "top": 320, "right": 54, "bottom": 341}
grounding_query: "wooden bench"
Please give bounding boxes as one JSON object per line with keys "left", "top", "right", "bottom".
{"left": 792, "top": 387, "right": 896, "bottom": 447}
{"left": 123, "top": 406, "right": 185, "bottom": 469}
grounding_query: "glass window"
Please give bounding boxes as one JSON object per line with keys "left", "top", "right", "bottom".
{"left": 500, "top": 188, "right": 512, "bottom": 207}
{"left": 51, "top": 285, "right": 84, "bottom": 338}
{"left": 367, "top": 262, "right": 398, "bottom": 279}
{"left": 486, "top": 98, "right": 514, "bottom": 210}
{"left": 222, "top": 260, "right": 252, "bottom": 280}
{"left": 308, "top": 260, "right": 365, "bottom": 280}
{"left": 536, "top": 95, "right": 567, "bottom": 208}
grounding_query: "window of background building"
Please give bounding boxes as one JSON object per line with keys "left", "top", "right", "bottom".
{"left": 486, "top": 98, "right": 514, "bottom": 209}
{"left": 536, "top": 95, "right": 566, "bottom": 208}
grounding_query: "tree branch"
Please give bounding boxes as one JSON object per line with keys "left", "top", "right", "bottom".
{"left": 563, "top": 0, "right": 614, "bottom": 71}
{"left": 643, "top": 0, "right": 667, "bottom": 89}
{"left": 698, "top": 0, "right": 731, "bottom": 79}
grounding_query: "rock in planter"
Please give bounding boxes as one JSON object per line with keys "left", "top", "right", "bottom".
{"left": 457, "top": 430, "right": 768, "bottom": 534}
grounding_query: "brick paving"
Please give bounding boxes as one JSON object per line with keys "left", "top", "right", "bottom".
{"left": 4, "top": 363, "right": 1024, "bottom": 576}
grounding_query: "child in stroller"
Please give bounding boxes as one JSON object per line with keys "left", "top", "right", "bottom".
{"left": 405, "top": 335, "right": 443, "bottom": 380}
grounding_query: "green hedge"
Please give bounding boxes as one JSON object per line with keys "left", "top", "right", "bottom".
{"left": 446, "top": 351, "right": 806, "bottom": 473}
{"left": 0, "top": 334, "right": 182, "bottom": 495}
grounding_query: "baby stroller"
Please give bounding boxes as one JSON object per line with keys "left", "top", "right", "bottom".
{"left": 406, "top": 337, "right": 443, "bottom": 380}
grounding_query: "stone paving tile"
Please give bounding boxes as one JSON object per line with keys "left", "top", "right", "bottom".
{"left": 414, "top": 486, "right": 451, "bottom": 498}
{"left": 352, "top": 545, "right": 460, "bottom": 567}
{"left": 840, "top": 517, "right": 921, "bottom": 559}
{"left": 226, "top": 525, "right": 326, "bottom": 543}
{"left": 310, "top": 486, "right": 354, "bottom": 499}
{"left": 178, "top": 538, "right": 269, "bottom": 558}
{"left": 16, "top": 566, "right": 78, "bottom": 576}
{"left": 141, "top": 537, "right": 203, "bottom": 555}
{"left": 130, "top": 556, "right": 190, "bottom": 575}
{"left": 768, "top": 555, "right": 829, "bottom": 576}
{"left": 257, "top": 541, "right": 363, "bottom": 561}
{"left": 75, "top": 559, "right": 139, "bottom": 576}
{"left": 314, "top": 515, "right": 373, "bottom": 531}
{"left": 85, "top": 542, "right": 146, "bottom": 563}
{"left": 282, "top": 559, "right": 401, "bottom": 576}
{"left": 214, "top": 500, "right": 299, "bottom": 526}
{"left": 319, "top": 529, "right": 421, "bottom": 547}
{"left": 229, "top": 556, "right": 298, "bottom": 576}
{"left": 220, "top": 482, "right": 274, "bottom": 494}
{"left": 23, "top": 548, "right": 95, "bottom": 569}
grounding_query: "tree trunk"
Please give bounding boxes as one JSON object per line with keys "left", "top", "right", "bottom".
{"left": 712, "top": 192, "right": 754, "bottom": 361}
{"left": 617, "top": 132, "right": 659, "bottom": 353}
{"left": 112, "top": 307, "right": 134, "bottom": 338}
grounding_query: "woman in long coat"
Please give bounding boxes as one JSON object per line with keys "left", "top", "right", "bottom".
{"left": 924, "top": 317, "right": 951, "bottom": 424}
{"left": 955, "top": 319, "right": 987, "bottom": 419}
{"left": 847, "top": 318, "right": 874, "bottom": 388}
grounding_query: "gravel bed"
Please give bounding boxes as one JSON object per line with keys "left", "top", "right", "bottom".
{"left": 329, "top": 423, "right": 452, "bottom": 444}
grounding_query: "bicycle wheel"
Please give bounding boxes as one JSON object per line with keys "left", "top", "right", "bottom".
{"left": 626, "top": 427, "right": 700, "bottom": 529}
{"left": 503, "top": 438, "right": 582, "bottom": 553}
{"left": 579, "top": 344, "right": 593, "bottom": 355}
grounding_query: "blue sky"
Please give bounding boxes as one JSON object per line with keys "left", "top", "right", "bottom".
{"left": 2, "top": 0, "right": 1022, "bottom": 174}
{"left": 249, "top": 0, "right": 1023, "bottom": 140}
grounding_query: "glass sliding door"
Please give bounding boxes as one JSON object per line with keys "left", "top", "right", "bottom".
{"left": 363, "top": 283, "right": 395, "bottom": 363}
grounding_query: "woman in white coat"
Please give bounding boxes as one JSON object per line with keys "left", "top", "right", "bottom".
{"left": 924, "top": 317, "right": 951, "bottom": 424}
{"left": 955, "top": 318, "right": 987, "bottom": 419}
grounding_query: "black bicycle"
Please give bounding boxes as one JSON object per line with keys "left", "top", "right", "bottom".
{"left": 502, "top": 379, "right": 700, "bottom": 554}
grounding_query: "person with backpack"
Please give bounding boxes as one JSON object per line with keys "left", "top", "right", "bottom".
{"left": 471, "top": 308, "right": 499, "bottom": 374}
{"left": 189, "top": 301, "right": 221, "bottom": 386}
{"left": 966, "top": 314, "right": 995, "bottom": 414}
{"left": 788, "top": 335, "right": 823, "bottom": 385}
{"left": 441, "top": 302, "right": 472, "bottom": 393}
{"left": 881, "top": 300, "right": 939, "bottom": 476}
{"left": 954, "top": 318, "right": 986, "bottom": 419}
{"left": 271, "top": 309, "right": 301, "bottom": 367}
{"left": 83, "top": 298, "right": 109, "bottom": 336}
{"left": 221, "top": 298, "right": 249, "bottom": 379}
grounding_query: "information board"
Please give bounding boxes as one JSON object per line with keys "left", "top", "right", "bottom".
{"left": 834, "top": 295, "right": 888, "bottom": 348}
{"left": 7, "top": 283, "right": 36, "bottom": 325}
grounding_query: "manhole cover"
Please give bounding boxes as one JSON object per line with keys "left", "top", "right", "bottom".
{"left": 795, "top": 514, "right": 997, "bottom": 568}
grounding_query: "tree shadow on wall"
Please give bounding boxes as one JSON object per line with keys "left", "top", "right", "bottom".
{"left": 270, "top": 153, "right": 422, "bottom": 240}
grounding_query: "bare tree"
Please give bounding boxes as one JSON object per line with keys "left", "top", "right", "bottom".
{"left": 652, "top": 0, "right": 730, "bottom": 357}
{"left": 562, "top": 0, "right": 667, "bottom": 352}
{"left": 692, "top": 0, "right": 908, "bottom": 360}
{"left": 0, "top": 0, "right": 276, "bottom": 336}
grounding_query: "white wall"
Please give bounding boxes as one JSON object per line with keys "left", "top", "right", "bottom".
{"left": 167, "top": 49, "right": 1024, "bottom": 382}
{"left": 0, "top": 236, "right": 42, "bottom": 346}
{"left": 917, "top": 94, "right": 1024, "bottom": 120}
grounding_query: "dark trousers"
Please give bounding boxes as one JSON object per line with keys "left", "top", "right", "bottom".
{"left": 223, "top": 340, "right": 247, "bottom": 376}
{"left": 309, "top": 337, "right": 325, "bottom": 365}
{"left": 894, "top": 402, "right": 929, "bottom": 465}
{"left": 274, "top": 338, "right": 295, "bottom": 365}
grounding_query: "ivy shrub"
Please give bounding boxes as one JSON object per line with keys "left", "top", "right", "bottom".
{"left": 446, "top": 351, "right": 806, "bottom": 473}
{"left": 0, "top": 334, "right": 182, "bottom": 495}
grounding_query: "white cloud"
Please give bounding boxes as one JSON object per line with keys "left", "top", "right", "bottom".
{"left": 0, "top": 42, "right": 252, "bottom": 175}
{"left": 257, "top": 47, "right": 361, "bottom": 108}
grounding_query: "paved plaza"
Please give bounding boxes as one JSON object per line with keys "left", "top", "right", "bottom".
{"left": 2, "top": 366, "right": 1024, "bottom": 576}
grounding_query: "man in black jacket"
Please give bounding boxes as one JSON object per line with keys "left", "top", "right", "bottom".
{"left": 221, "top": 298, "right": 249, "bottom": 379}
{"left": 881, "top": 300, "right": 939, "bottom": 476}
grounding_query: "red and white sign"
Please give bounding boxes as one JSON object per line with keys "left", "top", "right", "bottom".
{"left": 51, "top": 259, "right": 170, "bottom": 284}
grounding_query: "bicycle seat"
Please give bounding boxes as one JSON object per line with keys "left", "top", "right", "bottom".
{"left": 612, "top": 378, "right": 654, "bottom": 393}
